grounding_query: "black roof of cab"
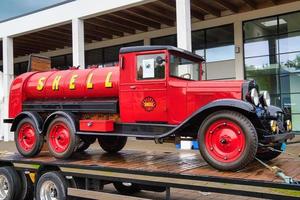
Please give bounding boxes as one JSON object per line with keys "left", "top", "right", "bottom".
{"left": 119, "top": 45, "right": 205, "bottom": 61}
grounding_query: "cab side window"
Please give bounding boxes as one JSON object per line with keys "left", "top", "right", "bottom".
{"left": 137, "top": 54, "right": 165, "bottom": 80}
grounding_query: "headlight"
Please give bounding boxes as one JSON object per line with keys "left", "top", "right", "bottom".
{"left": 286, "top": 120, "right": 292, "bottom": 132}
{"left": 260, "top": 91, "right": 271, "bottom": 107}
{"left": 250, "top": 88, "right": 259, "bottom": 106}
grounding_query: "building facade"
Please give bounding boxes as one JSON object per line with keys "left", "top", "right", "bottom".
{"left": 0, "top": 0, "right": 300, "bottom": 141}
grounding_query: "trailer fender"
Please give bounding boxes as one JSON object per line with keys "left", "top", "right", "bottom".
{"left": 42, "top": 111, "right": 78, "bottom": 134}
{"left": 172, "top": 99, "right": 259, "bottom": 136}
{"left": 10, "top": 111, "right": 43, "bottom": 133}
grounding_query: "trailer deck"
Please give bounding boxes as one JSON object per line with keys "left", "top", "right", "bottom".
{"left": 0, "top": 145, "right": 300, "bottom": 200}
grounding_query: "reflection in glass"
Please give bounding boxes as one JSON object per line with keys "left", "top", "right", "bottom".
{"left": 245, "top": 55, "right": 279, "bottom": 75}
{"left": 280, "top": 52, "right": 300, "bottom": 73}
{"left": 247, "top": 75, "right": 280, "bottom": 95}
{"left": 244, "top": 16, "right": 278, "bottom": 39}
{"left": 206, "top": 45, "right": 234, "bottom": 62}
{"left": 280, "top": 73, "right": 300, "bottom": 94}
{"left": 279, "top": 12, "right": 300, "bottom": 33}
{"left": 244, "top": 37, "right": 278, "bottom": 57}
{"left": 279, "top": 32, "right": 300, "bottom": 53}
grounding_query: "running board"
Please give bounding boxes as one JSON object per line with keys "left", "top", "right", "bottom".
{"left": 76, "top": 122, "right": 177, "bottom": 139}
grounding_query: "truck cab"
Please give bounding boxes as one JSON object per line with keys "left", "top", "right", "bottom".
{"left": 119, "top": 46, "right": 242, "bottom": 125}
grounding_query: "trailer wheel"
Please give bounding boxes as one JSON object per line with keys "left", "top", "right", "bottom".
{"left": 198, "top": 110, "right": 258, "bottom": 171}
{"left": 113, "top": 182, "right": 141, "bottom": 195}
{"left": 0, "top": 167, "right": 22, "bottom": 200}
{"left": 36, "top": 171, "right": 68, "bottom": 200}
{"left": 46, "top": 117, "right": 79, "bottom": 159}
{"left": 15, "top": 118, "right": 44, "bottom": 157}
{"left": 98, "top": 136, "right": 127, "bottom": 153}
{"left": 18, "top": 172, "right": 34, "bottom": 200}
{"left": 256, "top": 143, "right": 282, "bottom": 161}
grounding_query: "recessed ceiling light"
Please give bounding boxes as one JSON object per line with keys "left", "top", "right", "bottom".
{"left": 261, "top": 19, "right": 287, "bottom": 27}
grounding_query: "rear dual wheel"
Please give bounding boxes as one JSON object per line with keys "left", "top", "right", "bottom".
{"left": 98, "top": 136, "right": 127, "bottom": 153}
{"left": 46, "top": 117, "right": 79, "bottom": 159}
{"left": 198, "top": 110, "right": 258, "bottom": 171}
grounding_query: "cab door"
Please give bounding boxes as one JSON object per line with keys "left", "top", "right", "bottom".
{"left": 124, "top": 51, "right": 168, "bottom": 123}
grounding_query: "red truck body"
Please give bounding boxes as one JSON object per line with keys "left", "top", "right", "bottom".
{"left": 5, "top": 46, "right": 294, "bottom": 171}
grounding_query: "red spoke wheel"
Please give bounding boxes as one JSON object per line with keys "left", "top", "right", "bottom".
{"left": 15, "top": 118, "right": 44, "bottom": 157}
{"left": 198, "top": 110, "right": 258, "bottom": 171}
{"left": 47, "top": 117, "right": 79, "bottom": 159}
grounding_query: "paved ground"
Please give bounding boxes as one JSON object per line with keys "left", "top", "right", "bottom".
{"left": 0, "top": 137, "right": 299, "bottom": 200}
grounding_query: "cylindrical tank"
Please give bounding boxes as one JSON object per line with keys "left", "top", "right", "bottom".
{"left": 24, "top": 67, "right": 119, "bottom": 100}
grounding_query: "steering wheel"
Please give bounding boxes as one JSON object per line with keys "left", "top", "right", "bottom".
{"left": 180, "top": 73, "right": 191, "bottom": 79}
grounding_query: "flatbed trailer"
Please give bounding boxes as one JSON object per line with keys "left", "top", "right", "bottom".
{"left": 0, "top": 147, "right": 300, "bottom": 200}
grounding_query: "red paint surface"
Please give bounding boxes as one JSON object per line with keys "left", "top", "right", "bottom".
{"left": 204, "top": 119, "right": 246, "bottom": 163}
{"left": 48, "top": 122, "right": 71, "bottom": 153}
{"left": 17, "top": 122, "right": 36, "bottom": 152}
{"left": 9, "top": 49, "right": 244, "bottom": 126}
{"left": 79, "top": 120, "right": 114, "bottom": 132}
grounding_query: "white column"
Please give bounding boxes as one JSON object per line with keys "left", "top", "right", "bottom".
{"left": 2, "top": 37, "right": 14, "bottom": 141}
{"left": 0, "top": 70, "right": 3, "bottom": 141}
{"left": 176, "top": 0, "right": 192, "bottom": 51}
{"left": 72, "top": 18, "right": 85, "bottom": 69}
{"left": 234, "top": 21, "right": 245, "bottom": 80}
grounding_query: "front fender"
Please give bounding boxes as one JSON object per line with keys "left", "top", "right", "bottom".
{"left": 167, "top": 99, "right": 258, "bottom": 137}
{"left": 11, "top": 111, "right": 43, "bottom": 133}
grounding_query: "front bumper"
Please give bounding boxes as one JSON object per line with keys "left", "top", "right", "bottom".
{"left": 262, "top": 132, "right": 295, "bottom": 143}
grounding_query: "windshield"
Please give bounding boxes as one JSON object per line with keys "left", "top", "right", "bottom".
{"left": 170, "top": 54, "right": 200, "bottom": 81}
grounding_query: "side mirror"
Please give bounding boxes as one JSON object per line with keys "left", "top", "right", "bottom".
{"left": 156, "top": 56, "right": 165, "bottom": 65}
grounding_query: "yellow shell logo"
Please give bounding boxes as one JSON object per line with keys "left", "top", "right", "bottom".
{"left": 142, "top": 97, "right": 156, "bottom": 112}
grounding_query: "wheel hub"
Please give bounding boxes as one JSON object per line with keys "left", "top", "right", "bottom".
{"left": 40, "top": 180, "right": 58, "bottom": 200}
{"left": 0, "top": 175, "right": 9, "bottom": 200}
{"left": 18, "top": 123, "right": 36, "bottom": 152}
{"left": 205, "top": 119, "right": 246, "bottom": 163}
{"left": 49, "top": 123, "right": 70, "bottom": 153}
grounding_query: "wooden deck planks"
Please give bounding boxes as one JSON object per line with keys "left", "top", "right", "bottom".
{"left": 2, "top": 148, "right": 300, "bottom": 184}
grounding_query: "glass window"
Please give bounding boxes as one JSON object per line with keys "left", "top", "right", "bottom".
{"left": 244, "top": 36, "right": 278, "bottom": 57}
{"left": 66, "top": 54, "right": 72, "bottom": 67}
{"left": 279, "top": 12, "right": 300, "bottom": 34}
{"left": 244, "top": 11, "right": 300, "bottom": 132}
{"left": 281, "top": 93, "right": 300, "bottom": 114}
{"left": 247, "top": 75, "right": 280, "bottom": 95}
{"left": 51, "top": 55, "right": 66, "bottom": 69}
{"left": 14, "top": 62, "right": 28, "bottom": 76}
{"left": 85, "top": 48, "right": 103, "bottom": 67}
{"left": 278, "top": 32, "right": 300, "bottom": 53}
{"left": 280, "top": 52, "right": 300, "bottom": 73}
{"left": 151, "top": 35, "right": 177, "bottom": 46}
{"left": 280, "top": 73, "right": 300, "bottom": 93}
{"left": 206, "top": 25, "right": 234, "bottom": 62}
{"left": 0, "top": 65, "right": 3, "bottom": 72}
{"left": 244, "top": 16, "right": 278, "bottom": 39}
{"left": 170, "top": 54, "right": 200, "bottom": 81}
{"left": 192, "top": 30, "right": 205, "bottom": 57}
{"left": 291, "top": 114, "right": 300, "bottom": 131}
{"left": 245, "top": 55, "right": 279, "bottom": 75}
{"left": 137, "top": 54, "right": 165, "bottom": 80}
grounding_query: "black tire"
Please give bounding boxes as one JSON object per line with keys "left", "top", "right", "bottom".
{"left": 18, "top": 172, "right": 34, "bottom": 200}
{"left": 15, "top": 118, "right": 44, "bottom": 157}
{"left": 76, "top": 136, "right": 96, "bottom": 152}
{"left": 256, "top": 143, "right": 282, "bottom": 161}
{"left": 36, "top": 171, "right": 68, "bottom": 200}
{"left": 0, "top": 167, "right": 22, "bottom": 200}
{"left": 46, "top": 117, "right": 79, "bottom": 159}
{"left": 198, "top": 110, "right": 258, "bottom": 171}
{"left": 113, "top": 182, "right": 141, "bottom": 195}
{"left": 98, "top": 136, "right": 127, "bottom": 153}
{"left": 76, "top": 141, "right": 91, "bottom": 152}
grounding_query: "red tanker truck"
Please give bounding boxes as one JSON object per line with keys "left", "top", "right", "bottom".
{"left": 4, "top": 46, "right": 295, "bottom": 171}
